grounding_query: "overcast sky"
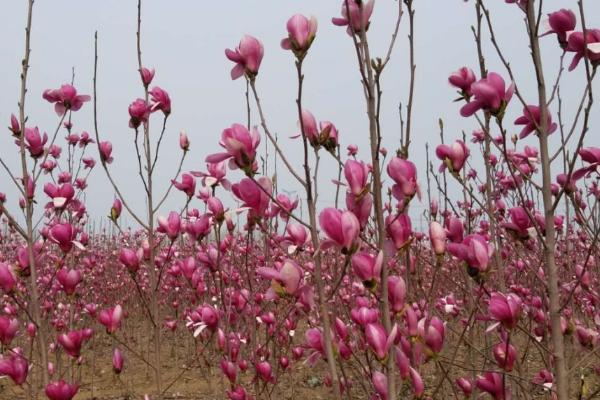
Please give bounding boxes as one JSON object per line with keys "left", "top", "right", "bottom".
{"left": 0, "top": 1, "right": 598, "bottom": 230}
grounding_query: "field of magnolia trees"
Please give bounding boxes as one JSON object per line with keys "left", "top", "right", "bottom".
{"left": 0, "top": 0, "right": 600, "bottom": 399}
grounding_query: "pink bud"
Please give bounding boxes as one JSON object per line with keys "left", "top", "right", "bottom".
{"left": 45, "top": 380, "right": 79, "bottom": 400}
{"left": 372, "top": 371, "right": 388, "bottom": 400}
{"left": 493, "top": 342, "right": 517, "bottom": 371}
{"left": 429, "top": 221, "right": 446, "bottom": 256}
{"left": 140, "top": 67, "right": 155, "bottom": 86}
{"left": 0, "top": 263, "right": 17, "bottom": 293}
{"left": 319, "top": 208, "right": 360, "bottom": 252}
{"left": 179, "top": 131, "right": 190, "bottom": 151}
{"left": 281, "top": 14, "right": 318, "bottom": 54}
{"left": 112, "top": 348, "right": 124, "bottom": 374}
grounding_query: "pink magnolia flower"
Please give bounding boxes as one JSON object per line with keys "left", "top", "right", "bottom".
{"left": 192, "top": 162, "right": 230, "bottom": 189}
{"left": 385, "top": 213, "right": 412, "bottom": 250}
{"left": 140, "top": 67, "right": 155, "bottom": 87}
{"left": 514, "top": 105, "right": 557, "bottom": 139}
{"left": 9, "top": 114, "right": 20, "bottom": 137}
{"left": 110, "top": 198, "right": 122, "bottom": 220}
{"left": 256, "top": 259, "right": 303, "bottom": 296}
{"left": 149, "top": 86, "right": 171, "bottom": 116}
{"left": 206, "top": 124, "right": 260, "bottom": 174}
{"left": 0, "top": 317, "right": 19, "bottom": 345}
{"left": 346, "top": 191, "right": 372, "bottom": 228}
{"left": 272, "top": 193, "right": 299, "bottom": 220}
{"left": 542, "top": 9, "right": 576, "bottom": 47}
{"left": 45, "top": 380, "right": 79, "bottom": 400}
{"left": 255, "top": 361, "right": 274, "bottom": 383}
{"left": 347, "top": 144, "right": 358, "bottom": 156}
{"left": 319, "top": 121, "right": 339, "bottom": 152}
{"left": 98, "top": 305, "right": 123, "bottom": 334}
{"left": 57, "top": 330, "right": 91, "bottom": 358}
{"left": 119, "top": 248, "right": 141, "bottom": 273}
{"left": 49, "top": 223, "right": 77, "bottom": 253}
{"left": 220, "top": 359, "right": 237, "bottom": 383}
{"left": 225, "top": 35, "right": 264, "bottom": 80}
{"left": 502, "top": 206, "right": 533, "bottom": 240}
{"left": 445, "top": 217, "right": 464, "bottom": 243}
{"left": 460, "top": 72, "right": 514, "bottom": 117}
{"left": 319, "top": 208, "right": 360, "bottom": 252}
{"left": 0, "top": 263, "right": 17, "bottom": 293}
{"left": 172, "top": 173, "right": 196, "bottom": 198}
{"left": 573, "top": 146, "right": 600, "bottom": 180}
{"left": 344, "top": 160, "right": 370, "bottom": 197}
{"left": 284, "top": 223, "right": 310, "bottom": 252}
{"left": 99, "top": 141, "right": 113, "bottom": 164}
{"left": 447, "top": 234, "right": 493, "bottom": 274}
{"left": 22, "top": 127, "right": 47, "bottom": 158}
{"left": 456, "top": 377, "right": 473, "bottom": 397}
{"left": 476, "top": 372, "right": 506, "bottom": 400}
{"left": 207, "top": 196, "right": 225, "bottom": 221}
{"left": 436, "top": 140, "right": 470, "bottom": 173}
{"left": 0, "top": 354, "right": 28, "bottom": 385}
{"left": 448, "top": 67, "right": 476, "bottom": 96}
{"left": 409, "top": 367, "right": 425, "bottom": 398}
{"left": 372, "top": 371, "right": 388, "bottom": 400}
{"left": 43, "top": 183, "right": 75, "bottom": 209}
{"left": 387, "top": 157, "right": 419, "bottom": 201}
{"left": 128, "top": 98, "right": 151, "bottom": 128}
{"left": 493, "top": 342, "right": 517, "bottom": 371}
{"left": 297, "top": 109, "right": 319, "bottom": 145}
{"left": 227, "top": 386, "right": 247, "bottom": 400}
{"left": 352, "top": 250, "right": 383, "bottom": 284}
{"left": 56, "top": 268, "right": 82, "bottom": 296}
{"left": 158, "top": 212, "right": 181, "bottom": 240}
{"left": 179, "top": 131, "right": 190, "bottom": 151}
{"left": 232, "top": 177, "right": 272, "bottom": 218}
{"left": 488, "top": 292, "right": 523, "bottom": 330}
{"left": 43, "top": 84, "right": 90, "bottom": 116}
{"left": 112, "top": 348, "right": 124, "bottom": 374}
{"left": 566, "top": 29, "right": 600, "bottom": 71}
{"left": 420, "top": 316, "right": 445, "bottom": 355}
{"left": 388, "top": 275, "right": 406, "bottom": 313}
{"left": 332, "top": 0, "right": 375, "bottom": 35}
{"left": 78, "top": 131, "right": 94, "bottom": 147}
{"left": 429, "top": 221, "right": 446, "bottom": 256}
{"left": 281, "top": 14, "right": 318, "bottom": 55}
{"left": 365, "top": 323, "right": 396, "bottom": 360}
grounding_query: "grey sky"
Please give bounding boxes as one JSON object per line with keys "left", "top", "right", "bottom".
{"left": 1, "top": 1, "right": 598, "bottom": 229}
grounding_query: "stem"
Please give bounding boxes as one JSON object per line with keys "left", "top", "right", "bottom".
{"left": 525, "top": 2, "right": 567, "bottom": 398}
{"left": 295, "top": 59, "right": 341, "bottom": 399}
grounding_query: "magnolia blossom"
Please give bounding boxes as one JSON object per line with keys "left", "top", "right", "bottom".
{"left": 387, "top": 157, "right": 419, "bottom": 201}
{"left": 566, "top": 29, "right": 600, "bottom": 71}
{"left": 488, "top": 292, "right": 523, "bottom": 330}
{"left": 43, "top": 84, "right": 90, "bottom": 116}
{"left": 514, "top": 105, "right": 557, "bottom": 139}
{"left": 0, "top": 354, "right": 28, "bottom": 385}
{"left": 319, "top": 208, "right": 360, "bottom": 252}
{"left": 448, "top": 67, "right": 476, "bottom": 96}
{"left": 351, "top": 250, "right": 383, "bottom": 284}
{"left": 225, "top": 35, "right": 264, "bottom": 80}
{"left": 447, "top": 234, "right": 493, "bottom": 274}
{"left": 436, "top": 140, "right": 470, "bottom": 173}
{"left": 206, "top": 124, "right": 260, "bottom": 173}
{"left": 542, "top": 9, "right": 576, "bottom": 47}
{"left": 281, "top": 14, "right": 318, "bottom": 55}
{"left": 45, "top": 380, "right": 79, "bottom": 400}
{"left": 460, "top": 72, "right": 514, "bottom": 117}
{"left": 332, "top": 0, "right": 375, "bottom": 35}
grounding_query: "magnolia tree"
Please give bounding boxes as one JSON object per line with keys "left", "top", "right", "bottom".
{"left": 0, "top": 0, "right": 599, "bottom": 399}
